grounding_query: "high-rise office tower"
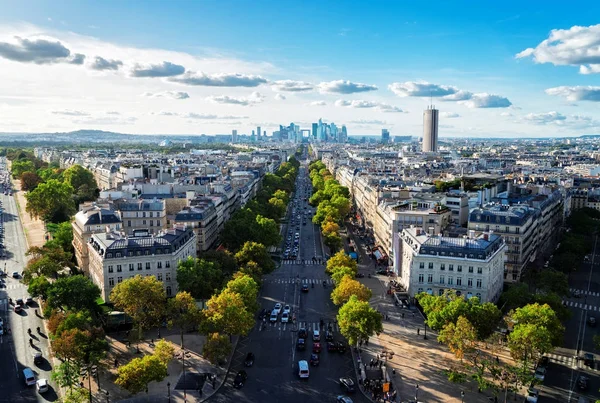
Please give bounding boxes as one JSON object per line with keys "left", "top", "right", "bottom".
{"left": 257, "top": 126, "right": 261, "bottom": 140}
{"left": 340, "top": 125, "right": 348, "bottom": 143}
{"left": 312, "top": 123, "right": 318, "bottom": 139}
{"left": 232, "top": 129, "right": 238, "bottom": 143}
{"left": 422, "top": 105, "right": 439, "bottom": 152}
{"left": 381, "top": 129, "right": 390, "bottom": 144}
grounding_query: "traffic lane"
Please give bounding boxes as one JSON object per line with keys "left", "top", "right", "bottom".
{"left": 538, "top": 361, "right": 575, "bottom": 403}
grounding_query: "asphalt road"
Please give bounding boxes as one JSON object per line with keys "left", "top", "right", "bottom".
{"left": 210, "top": 161, "right": 368, "bottom": 403}
{"left": 540, "top": 236, "right": 600, "bottom": 403}
{"left": 0, "top": 160, "right": 57, "bottom": 403}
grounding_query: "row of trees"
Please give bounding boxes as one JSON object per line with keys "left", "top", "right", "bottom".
{"left": 221, "top": 157, "right": 299, "bottom": 251}
{"left": 8, "top": 150, "right": 98, "bottom": 223}
{"left": 417, "top": 290, "right": 564, "bottom": 397}
{"left": 308, "top": 160, "right": 351, "bottom": 252}
{"left": 323, "top": 251, "right": 382, "bottom": 345}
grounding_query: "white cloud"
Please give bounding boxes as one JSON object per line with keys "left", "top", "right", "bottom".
{"left": 154, "top": 111, "right": 247, "bottom": 120}
{"left": 130, "top": 61, "right": 185, "bottom": 78}
{"left": 458, "top": 93, "right": 512, "bottom": 108}
{"left": 441, "top": 90, "right": 473, "bottom": 101}
{"left": 318, "top": 80, "right": 378, "bottom": 94}
{"left": 143, "top": 91, "right": 190, "bottom": 100}
{"left": 206, "top": 91, "right": 265, "bottom": 106}
{"left": 334, "top": 99, "right": 403, "bottom": 113}
{"left": 388, "top": 81, "right": 458, "bottom": 97}
{"left": 72, "top": 116, "right": 138, "bottom": 125}
{"left": 500, "top": 112, "right": 513, "bottom": 117}
{"left": 516, "top": 24, "right": 600, "bottom": 74}
{"left": 271, "top": 80, "right": 313, "bottom": 92}
{"left": 349, "top": 119, "right": 387, "bottom": 125}
{"left": 309, "top": 100, "right": 327, "bottom": 106}
{"left": 545, "top": 86, "right": 600, "bottom": 102}
{"left": 274, "top": 93, "right": 286, "bottom": 101}
{"left": 89, "top": 56, "right": 122, "bottom": 71}
{"left": 0, "top": 36, "right": 72, "bottom": 64}
{"left": 169, "top": 72, "right": 267, "bottom": 87}
{"left": 441, "top": 112, "right": 460, "bottom": 118}
{"left": 51, "top": 109, "right": 90, "bottom": 116}
{"left": 524, "top": 111, "right": 567, "bottom": 124}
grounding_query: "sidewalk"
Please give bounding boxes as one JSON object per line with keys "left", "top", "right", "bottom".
{"left": 89, "top": 328, "right": 237, "bottom": 402}
{"left": 7, "top": 160, "right": 46, "bottom": 249}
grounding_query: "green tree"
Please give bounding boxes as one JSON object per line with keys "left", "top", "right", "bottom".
{"left": 45, "top": 221, "right": 74, "bottom": 254}
{"left": 167, "top": 291, "right": 202, "bottom": 347}
{"left": 23, "top": 255, "right": 64, "bottom": 284}
{"left": 326, "top": 250, "right": 357, "bottom": 274}
{"left": 508, "top": 303, "right": 564, "bottom": 346}
{"left": 508, "top": 323, "right": 553, "bottom": 365}
{"left": 20, "top": 171, "right": 43, "bottom": 191}
{"left": 154, "top": 339, "right": 175, "bottom": 365}
{"left": 51, "top": 360, "right": 81, "bottom": 391}
{"left": 268, "top": 196, "right": 286, "bottom": 218}
{"left": 27, "top": 276, "right": 52, "bottom": 300}
{"left": 25, "top": 179, "right": 75, "bottom": 223}
{"left": 62, "top": 387, "right": 89, "bottom": 403}
{"left": 330, "top": 194, "right": 351, "bottom": 218}
{"left": 63, "top": 164, "right": 98, "bottom": 204}
{"left": 536, "top": 269, "right": 569, "bottom": 296}
{"left": 11, "top": 159, "right": 35, "bottom": 178}
{"left": 254, "top": 214, "right": 281, "bottom": 247}
{"left": 201, "top": 250, "right": 238, "bottom": 279}
{"left": 235, "top": 241, "right": 275, "bottom": 274}
{"left": 323, "top": 231, "right": 343, "bottom": 252}
{"left": 176, "top": 257, "right": 224, "bottom": 300}
{"left": 239, "top": 261, "right": 263, "bottom": 285}
{"left": 115, "top": 354, "right": 167, "bottom": 394}
{"left": 331, "top": 266, "right": 358, "bottom": 285}
{"left": 224, "top": 273, "right": 260, "bottom": 313}
{"left": 203, "top": 332, "right": 232, "bottom": 365}
{"left": 438, "top": 316, "right": 477, "bottom": 361}
{"left": 331, "top": 275, "right": 372, "bottom": 306}
{"left": 337, "top": 295, "right": 383, "bottom": 346}
{"left": 110, "top": 275, "right": 167, "bottom": 350}
{"left": 202, "top": 289, "right": 254, "bottom": 339}
{"left": 46, "top": 275, "right": 101, "bottom": 314}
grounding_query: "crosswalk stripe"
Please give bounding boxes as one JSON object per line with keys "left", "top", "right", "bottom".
{"left": 296, "top": 321, "right": 340, "bottom": 333}
{"left": 268, "top": 278, "right": 335, "bottom": 285}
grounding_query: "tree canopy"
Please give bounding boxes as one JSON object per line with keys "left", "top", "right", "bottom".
{"left": 337, "top": 295, "right": 383, "bottom": 346}
{"left": 25, "top": 179, "right": 76, "bottom": 223}
{"left": 331, "top": 275, "right": 372, "bottom": 306}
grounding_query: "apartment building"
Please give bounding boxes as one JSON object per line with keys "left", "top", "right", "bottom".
{"left": 72, "top": 205, "right": 122, "bottom": 273}
{"left": 174, "top": 201, "right": 219, "bottom": 252}
{"left": 399, "top": 227, "right": 505, "bottom": 303}
{"left": 112, "top": 198, "right": 167, "bottom": 236}
{"left": 87, "top": 226, "right": 196, "bottom": 301}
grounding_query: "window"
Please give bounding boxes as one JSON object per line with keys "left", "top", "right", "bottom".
{"left": 476, "top": 293, "right": 482, "bottom": 300}
{"left": 137, "top": 263, "right": 142, "bottom": 271}
{"left": 129, "top": 264, "right": 134, "bottom": 271}
{"left": 417, "top": 288, "right": 424, "bottom": 294}
{"left": 448, "top": 277, "right": 453, "bottom": 285}
{"left": 449, "top": 264, "right": 454, "bottom": 272}
{"left": 136, "top": 251, "right": 141, "bottom": 256}
{"left": 157, "top": 220, "right": 161, "bottom": 227}
{"left": 457, "top": 265, "right": 462, "bottom": 272}
{"left": 108, "top": 265, "right": 113, "bottom": 273}
{"left": 146, "top": 262, "right": 151, "bottom": 270}
{"left": 156, "top": 249, "right": 162, "bottom": 255}
{"left": 427, "top": 274, "right": 433, "bottom": 284}
{"left": 476, "top": 279, "right": 482, "bottom": 288}
{"left": 117, "top": 265, "right": 122, "bottom": 272}
{"left": 418, "top": 274, "right": 424, "bottom": 283}
{"left": 419, "top": 262, "right": 424, "bottom": 269}
{"left": 128, "top": 251, "right": 133, "bottom": 257}
{"left": 439, "top": 275, "right": 445, "bottom": 284}
{"left": 117, "top": 276, "right": 123, "bottom": 284}
{"left": 150, "top": 220, "right": 153, "bottom": 227}
{"left": 145, "top": 250, "right": 150, "bottom": 255}
{"left": 157, "top": 273, "right": 163, "bottom": 281}
{"left": 457, "top": 277, "right": 462, "bottom": 286}
{"left": 440, "top": 264, "right": 445, "bottom": 271}
{"left": 108, "top": 278, "right": 114, "bottom": 287}
{"left": 106, "top": 253, "right": 112, "bottom": 258}
{"left": 467, "top": 278, "right": 473, "bottom": 287}
{"left": 157, "top": 261, "right": 162, "bottom": 269}
{"left": 468, "top": 266, "right": 474, "bottom": 273}
{"left": 143, "top": 220, "right": 147, "bottom": 225}
{"left": 127, "top": 220, "right": 131, "bottom": 227}
{"left": 142, "top": 212, "right": 146, "bottom": 218}
{"left": 166, "top": 286, "right": 172, "bottom": 297}
{"left": 116, "top": 252, "right": 121, "bottom": 258}
{"left": 438, "top": 289, "right": 444, "bottom": 296}
{"left": 477, "top": 267, "right": 483, "bottom": 274}
{"left": 428, "top": 262, "right": 433, "bottom": 269}
{"left": 165, "top": 273, "right": 171, "bottom": 281}
{"left": 165, "top": 261, "right": 171, "bottom": 268}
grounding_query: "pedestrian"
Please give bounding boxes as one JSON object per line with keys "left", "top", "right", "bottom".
{"left": 114, "top": 358, "right": 119, "bottom": 368}
{"left": 392, "top": 368, "right": 396, "bottom": 376}
{"left": 379, "top": 361, "right": 383, "bottom": 369}
{"left": 496, "top": 355, "right": 500, "bottom": 364}
{"left": 417, "top": 328, "right": 420, "bottom": 335}
{"left": 212, "top": 378, "right": 216, "bottom": 389}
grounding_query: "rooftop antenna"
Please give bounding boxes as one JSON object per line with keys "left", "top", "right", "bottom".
{"left": 430, "top": 91, "right": 433, "bottom": 109}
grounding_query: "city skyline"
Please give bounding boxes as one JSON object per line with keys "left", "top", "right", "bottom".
{"left": 0, "top": 1, "right": 599, "bottom": 138}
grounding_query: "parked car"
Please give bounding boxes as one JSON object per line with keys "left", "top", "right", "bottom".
{"left": 310, "top": 353, "right": 320, "bottom": 366}
{"left": 244, "top": 352, "right": 255, "bottom": 367}
{"left": 298, "top": 327, "right": 308, "bottom": 338}
{"left": 584, "top": 353, "right": 595, "bottom": 367}
{"left": 233, "top": 370, "right": 247, "bottom": 388}
{"left": 588, "top": 316, "right": 597, "bottom": 327}
{"left": 312, "top": 330, "right": 320, "bottom": 341}
{"left": 534, "top": 366, "right": 546, "bottom": 381}
{"left": 526, "top": 387, "right": 539, "bottom": 403}
{"left": 36, "top": 379, "right": 49, "bottom": 394}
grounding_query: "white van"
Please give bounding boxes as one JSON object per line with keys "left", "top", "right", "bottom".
{"left": 298, "top": 360, "right": 309, "bottom": 378}
{"left": 23, "top": 367, "right": 36, "bottom": 386}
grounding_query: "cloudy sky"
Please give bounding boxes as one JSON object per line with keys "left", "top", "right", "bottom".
{"left": 0, "top": 0, "right": 599, "bottom": 138}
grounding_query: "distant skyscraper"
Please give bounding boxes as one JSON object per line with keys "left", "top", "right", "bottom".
{"left": 231, "top": 129, "right": 238, "bottom": 143}
{"left": 257, "top": 126, "right": 261, "bottom": 140}
{"left": 340, "top": 125, "right": 348, "bottom": 143}
{"left": 312, "top": 123, "right": 318, "bottom": 139}
{"left": 422, "top": 105, "right": 439, "bottom": 152}
{"left": 381, "top": 129, "right": 390, "bottom": 144}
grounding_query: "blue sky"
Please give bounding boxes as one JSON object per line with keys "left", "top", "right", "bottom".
{"left": 0, "top": 0, "right": 598, "bottom": 137}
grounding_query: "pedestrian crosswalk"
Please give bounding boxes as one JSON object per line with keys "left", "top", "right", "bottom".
{"left": 297, "top": 321, "right": 340, "bottom": 333}
{"left": 0, "top": 283, "right": 25, "bottom": 291}
{"left": 281, "top": 260, "right": 323, "bottom": 265}
{"left": 562, "top": 300, "right": 600, "bottom": 310}
{"left": 268, "top": 278, "right": 335, "bottom": 285}
{"left": 569, "top": 288, "right": 600, "bottom": 297}
{"left": 547, "top": 353, "right": 576, "bottom": 368}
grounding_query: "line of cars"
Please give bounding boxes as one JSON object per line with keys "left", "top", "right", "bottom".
{"left": 283, "top": 171, "right": 313, "bottom": 260}
{"left": 262, "top": 302, "right": 292, "bottom": 324}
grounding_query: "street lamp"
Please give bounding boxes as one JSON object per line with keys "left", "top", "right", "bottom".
{"left": 167, "top": 382, "right": 171, "bottom": 403}
{"left": 415, "top": 384, "right": 419, "bottom": 402}
{"left": 461, "top": 390, "right": 465, "bottom": 403}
